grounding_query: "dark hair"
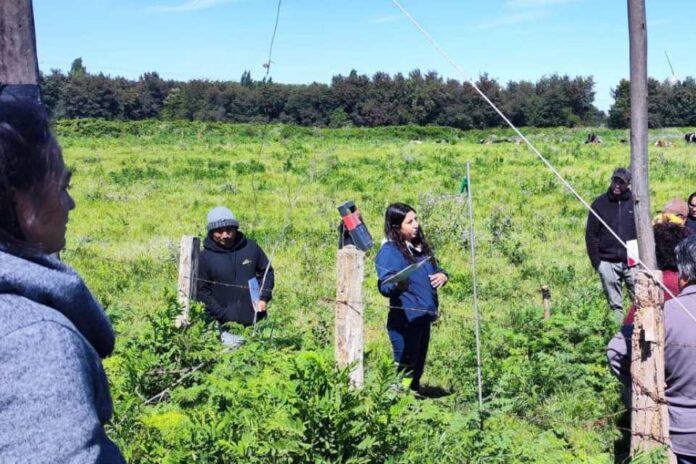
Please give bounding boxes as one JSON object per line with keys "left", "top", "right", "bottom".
{"left": 688, "top": 192, "right": 696, "bottom": 216}
{"left": 654, "top": 222, "right": 692, "bottom": 271}
{"left": 676, "top": 235, "right": 696, "bottom": 286}
{"left": 383, "top": 202, "right": 436, "bottom": 264}
{"left": 0, "top": 101, "right": 60, "bottom": 247}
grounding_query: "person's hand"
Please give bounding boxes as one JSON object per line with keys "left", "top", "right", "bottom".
{"left": 256, "top": 300, "right": 267, "bottom": 312}
{"left": 396, "top": 280, "right": 409, "bottom": 291}
{"left": 429, "top": 273, "right": 448, "bottom": 289}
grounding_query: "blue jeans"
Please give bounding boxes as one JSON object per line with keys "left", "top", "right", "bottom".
{"left": 388, "top": 320, "right": 431, "bottom": 390}
{"left": 219, "top": 327, "right": 245, "bottom": 350}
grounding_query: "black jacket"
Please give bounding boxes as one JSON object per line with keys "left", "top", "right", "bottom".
{"left": 197, "top": 232, "right": 274, "bottom": 326}
{"left": 585, "top": 189, "right": 637, "bottom": 269}
{"left": 687, "top": 217, "right": 696, "bottom": 232}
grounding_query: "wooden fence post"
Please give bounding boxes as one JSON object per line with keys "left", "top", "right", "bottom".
{"left": 176, "top": 235, "right": 200, "bottom": 328}
{"left": 541, "top": 285, "right": 551, "bottom": 320}
{"left": 631, "top": 270, "right": 674, "bottom": 461}
{"left": 335, "top": 245, "right": 364, "bottom": 387}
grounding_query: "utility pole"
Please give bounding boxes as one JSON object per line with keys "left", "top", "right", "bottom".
{"left": 0, "top": 0, "right": 41, "bottom": 103}
{"left": 627, "top": 0, "right": 653, "bottom": 266}
{"left": 627, "top": 0, "right": 673, "bottom": 460}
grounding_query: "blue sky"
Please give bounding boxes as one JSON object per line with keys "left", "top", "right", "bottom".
{"left": 34, "top": 0, "right": 694, "bottom": 112}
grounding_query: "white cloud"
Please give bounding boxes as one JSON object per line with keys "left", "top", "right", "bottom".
{"left": 149, "top": 0, "right": 238, "bottom": 13}
{"left": 372, "top": 14, "right": 401, "bottom": 24}
{"left": 504, "top": 0, "right": 577, "bottom": 8}
{"left": 473, "top": 0, "right": 575, "bottom": 31}
{"left": 471, "top": 11, "right": 543, "bottom": 30}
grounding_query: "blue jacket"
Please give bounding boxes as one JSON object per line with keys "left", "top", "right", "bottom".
{"left": 375, "top": 241, "right": 446, "bottom": 327}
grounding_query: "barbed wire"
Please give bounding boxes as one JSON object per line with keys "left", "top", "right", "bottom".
{"left": 59, "top": 249, "right": 696, "bottom": 347}
{"left": 610, "top": 334, "right": 696, "bottom": 350}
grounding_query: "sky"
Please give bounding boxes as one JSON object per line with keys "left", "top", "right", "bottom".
{"left": 33, "top": 0, "right": 695, "bottom": 113}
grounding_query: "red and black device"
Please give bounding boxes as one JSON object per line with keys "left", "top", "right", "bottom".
{"left": 337, "top": 201, "right": 374, "bottom": 252}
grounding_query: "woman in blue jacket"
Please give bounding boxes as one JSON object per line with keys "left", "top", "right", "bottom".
{"left": 375, "top": 203, "right": 448, "bottom": 392}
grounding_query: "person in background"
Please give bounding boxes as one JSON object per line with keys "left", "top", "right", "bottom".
{"left": 654, "top": 198, "right": 689, "bottom": 226}
{"left": 608, "top": 232, "right": 696, "bottom": 463}
{"left": 621, "top": 222, "right": 691, "bottom": 326}
{"left": 686, "top": 192, "right": 696, "bottom": 232}
{"left": 375, "top": 203, "right": 448, "bottom": 393}
{"left": 0, "top": 102, "right": 125, "bottom": 463}
{"left": 197, "top": 206, "right": 274, "bottom": 349}
{"left": 585, "top": 167, "right": 637, "bottom": 323}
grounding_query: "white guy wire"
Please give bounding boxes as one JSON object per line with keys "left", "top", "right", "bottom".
{"left": 466, "top": 162, "right": 484, "bottom": 412}
{"left": 390, "top": 0, "right": 696, "bottom": 325}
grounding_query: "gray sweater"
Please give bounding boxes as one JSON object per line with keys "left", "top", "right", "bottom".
{"left": 0, "top": 248, "right": 126, "bottom": 463}
{"left": 607, "top": 285, "right": 696, "bottom": 456}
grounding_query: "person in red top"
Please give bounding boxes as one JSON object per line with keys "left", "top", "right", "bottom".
{"left": 623, "top": 222, "right": 692, "bottom": 325}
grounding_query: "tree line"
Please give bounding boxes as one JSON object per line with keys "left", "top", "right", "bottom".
{"left": 31, "top": 58, "right": 695, "bottom": 129}
{"left": 608, "top": 77, "right": 696, "bottom": 128}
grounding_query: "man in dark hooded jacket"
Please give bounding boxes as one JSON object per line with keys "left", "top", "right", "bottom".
{"left": 197, "top": 206, "right": 274, "bottom": 347}
{"left": 585, "top": 167, "right": 637, "bottom": 323}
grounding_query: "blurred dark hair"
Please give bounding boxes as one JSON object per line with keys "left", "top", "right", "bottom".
{"left": 0, "top": 101, "right": 60, "bottom": 247}
{"left": 383, "top": 202, "right": 436, "bottom": 264}
{"left": 676, "top": 235, "right": 696, "bottom": 286}
{"left": 654, "top": 222, "right": 692, "bottom": 271}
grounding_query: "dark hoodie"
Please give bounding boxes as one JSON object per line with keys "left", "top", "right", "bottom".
{"left": 585, "top": 188, "right": 637, "bottom": 269}
{"left": 197, "top": 232, "right": 274, "bottom": 327}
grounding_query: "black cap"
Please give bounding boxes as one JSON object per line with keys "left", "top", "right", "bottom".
{"left": 612, "top": 167, "right": 631, "bottom": 184}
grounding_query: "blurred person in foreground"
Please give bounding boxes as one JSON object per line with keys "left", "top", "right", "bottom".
{"left": 607, "top": 228, "right": 696, "bottom": 463}
{"left": 0, "top": 102, "right": 125, "bottom": 462}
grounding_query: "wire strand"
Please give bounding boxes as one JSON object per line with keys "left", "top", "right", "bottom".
{"left": 264, "top": 0, "right": 283, "bottom": 80}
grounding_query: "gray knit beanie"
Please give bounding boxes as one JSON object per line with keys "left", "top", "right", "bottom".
{"left": 206, "top": 206, "right": 239, "bottom": 232}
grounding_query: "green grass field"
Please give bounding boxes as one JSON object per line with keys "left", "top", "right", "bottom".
{"left": 56, "top": 120, "right": 696, "bottom": 463}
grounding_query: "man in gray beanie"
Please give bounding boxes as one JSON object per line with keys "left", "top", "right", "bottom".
{"left": 585, "top": 167, "right": 637, "bottom": 323}
{"left": 197, "top": 206, "right": 275, "bottom": 348}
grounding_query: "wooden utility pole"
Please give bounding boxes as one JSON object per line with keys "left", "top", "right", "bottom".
{"left": 335, "top": 246, "right": 364, "bottom": 387}
{"left": 627, "top": 0, "right": 673, "bottom": 459}
{"left": 628, "top": 0, "right": 654, "bottom": 270}
{"left": 176, "top": 236, "right": 200, "bottom": 328}
{"left": 0, "top": 0, "right": 41, "bottom": 103}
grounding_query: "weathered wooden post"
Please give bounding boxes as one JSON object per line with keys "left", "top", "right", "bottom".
{"left": 541, "top": 285, "right": 551, "bottom": 320}
{"left": 335, "top": 245, "right": 364, "bottom": 387}
{"left": 627, "top": 0, "right": 673, "bottom": 459}
{"left": 176, "top": 235, "right": 200, "bottom": 328}
{"left": 631, "top": 270, "right": 671, "bottom": 456}
{"left": 0, "top": 0, "right": 41, "bottom": 103}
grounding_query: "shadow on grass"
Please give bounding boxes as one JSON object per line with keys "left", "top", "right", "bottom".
{"left": 417, "top": 384, "right": 453, "bottom": 399}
